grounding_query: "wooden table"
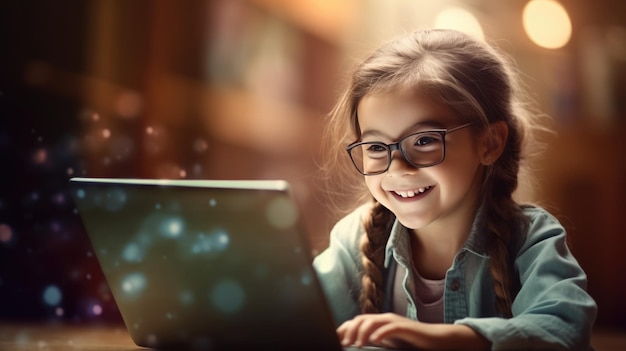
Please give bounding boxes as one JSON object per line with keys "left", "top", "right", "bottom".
{"left": 0, "top": 322, "right": 142, "bottom": 351}
{"left": 0, "top": 322, "right": 624, "bottom": 350}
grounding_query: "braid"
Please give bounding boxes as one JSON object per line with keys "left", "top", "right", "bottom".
{"left": 484, "top": 203, "right": 519, "bottom": 318}
{"left": 482, "top": 119, "right": 528, "bottom": 318}
{"left": 359, "top": 201, "right": 395, "bottom": 314}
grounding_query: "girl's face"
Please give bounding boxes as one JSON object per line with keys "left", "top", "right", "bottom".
{"left": 356, "top": 89, "right": 485, "bottom": 233}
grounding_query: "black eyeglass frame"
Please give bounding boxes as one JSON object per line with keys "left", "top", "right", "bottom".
{"left": 345, "top": 122, "right": 474, "bottom": 176}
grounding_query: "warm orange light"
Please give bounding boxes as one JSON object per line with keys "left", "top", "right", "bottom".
{"left": 434, "top": 7, "right": 485, "bottom": 41}
{"left": 523, "top": 0, "right": 572, "bottom": 49}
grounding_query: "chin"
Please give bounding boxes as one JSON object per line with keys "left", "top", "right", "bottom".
{"left": 376, "top": 201, "right": 436, "bottom": 230}
{"left": 394, "top": 214, "right": 434, "bottom": 230}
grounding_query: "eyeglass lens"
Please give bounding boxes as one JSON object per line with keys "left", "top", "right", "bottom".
{"left": 350, "top": 131, "right": 445, "bottom": 174}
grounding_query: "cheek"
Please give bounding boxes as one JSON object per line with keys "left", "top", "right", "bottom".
{"left": 434, "top": 156, "right": 484, "bottom": 196}
{"left": 443, "top": 140, "right": 483, "bottom": 174}
{"left": 364, "top": 176, "right": 385, "bottom": 200}
{"left": 436, "top": 139, "right": 483, "bottom": 178}
{"left": 364, "top": 176, "right": 378, "bottom": 193}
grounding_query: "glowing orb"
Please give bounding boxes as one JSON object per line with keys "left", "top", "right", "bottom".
{"left": 523, "top": 0, "right": 572, "bottom": 49}
{"left": 266, "top": 197, "right": 298, "bottom": 229}
{"left": 43, "top": 285, "right": 62, "bottom": 306}
{"left": 211, "top": 280, "right": 245, "bottom": 314}
{"left": 121, "top": 273, "right": 147, "bottom": 296}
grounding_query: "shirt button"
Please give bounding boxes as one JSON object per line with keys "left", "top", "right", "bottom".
{"left": 450, "top": 279, "right": 461, "bottom": 291}
{"left": 457, "top": 252, "right": 466, "bottom": 261}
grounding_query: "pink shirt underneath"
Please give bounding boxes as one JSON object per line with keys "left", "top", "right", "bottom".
{"left": 392, "top": 264, "right": 445, "bottom": 323}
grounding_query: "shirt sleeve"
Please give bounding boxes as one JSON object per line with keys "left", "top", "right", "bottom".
{"left": 312, "top": 206, "right": 368, "bottom": 325}
{"left": 454, "top": 208, "right": 598, "bottom": 350}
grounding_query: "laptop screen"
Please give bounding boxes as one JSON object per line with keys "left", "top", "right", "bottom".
{"left": 69, "top": 178, "right": 342, "bottom": 350}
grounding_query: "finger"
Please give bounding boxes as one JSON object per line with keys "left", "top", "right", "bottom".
{"left": 337, "top": 318, "right": 362, "bottom": 347}
{"left": 336, "top": 321, "right": 350, "bottom": 346}
{"left": 354, "top": 317, "right": 384, "bottom": 347}
{"left": 370, "top": 322, "right": 421, "bottom": 348}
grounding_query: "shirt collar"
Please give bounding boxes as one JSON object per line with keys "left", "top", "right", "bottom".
{"left": 383, "top": 206, "right": 489, "bottom": 268}
{"left": 462, "top": 206, "right": 489, "bottom": 257}
{"left": 384, "top": 220, "right": 410, "bottom": 268}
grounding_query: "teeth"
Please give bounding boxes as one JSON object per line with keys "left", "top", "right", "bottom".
{"left": 395, "top": 186, "right": 431, "bottom": 198}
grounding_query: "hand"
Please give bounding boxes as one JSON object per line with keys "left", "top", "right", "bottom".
{"left": 336, "top": 313, "right": 490, "bottom": 350}
{"left": 337, "top": 313, "right": 424, "bottom": 349}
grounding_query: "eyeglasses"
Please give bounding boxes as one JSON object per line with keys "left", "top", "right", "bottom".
{"left": 346, "top": 123, "right": 473, "bottom": 175}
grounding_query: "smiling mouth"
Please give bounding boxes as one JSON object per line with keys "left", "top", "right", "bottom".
{"left": 393, "top": 186, "right": 433, "bottom": 199}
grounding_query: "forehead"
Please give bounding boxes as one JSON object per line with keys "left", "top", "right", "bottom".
{"left": 356, "top": 89, "right": 459, "bottom": 139}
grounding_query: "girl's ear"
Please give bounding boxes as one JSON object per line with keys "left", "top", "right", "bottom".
{"left": 480, "top": 121, "right": 508, "bottom": 165}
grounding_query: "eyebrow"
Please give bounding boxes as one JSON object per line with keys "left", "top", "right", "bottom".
{"left": 359, "top": 120, "right": 447, "bottom": 140}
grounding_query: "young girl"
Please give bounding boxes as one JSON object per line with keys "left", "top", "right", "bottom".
{"left": 313, "top": 29, "right": 597, "bottom": 350}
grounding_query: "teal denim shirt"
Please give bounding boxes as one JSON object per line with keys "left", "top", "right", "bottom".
{"left": 313, "top": 205, "right": 597, "bottom": 350}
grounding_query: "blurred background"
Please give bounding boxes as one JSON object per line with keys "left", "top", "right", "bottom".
{"left": 0, "top": 0, "right": 624, "bottom": 335}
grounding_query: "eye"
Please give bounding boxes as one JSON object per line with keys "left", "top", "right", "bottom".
{"left": 362, "top": 143, "right": 388, "bottom": 159}
{"left": 404, "top": 132, "right": 443, "bottom": 152}
{"left": 366, "top": 144, "right": 387, "bottom": 152}
{"left": 414, "top": 134, "right": 442, "bottom": 146}
{"left": 415, "top": 136, "right": 438, "bottom": 146}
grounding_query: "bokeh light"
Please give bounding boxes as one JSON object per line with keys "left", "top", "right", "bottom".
{"left": 434, "top": 6, "right": 484, "bottom": 41}
{"left": 123, "top": 242, "right": 144, "bottom": 262}
{"left": 193, "top": 139, "right": 209, "bottom": 153}
{"left": 211, "top": 279, "right": 245, "bottom": 314}
{"left": 523, "top": 0, "right": 572, "bottom": 49}
{"left": 265, "top": 197, "right": 298, "bottom": 229}
{"left": 121, "top": 273, "right": 147, "bottom": 297}
{"left": 0, "top": 223, "right": 13, "bottom": 244}
{"left": 160, "top": 217, "right": 184, "bottom": 238}
{"left": 75, "top": 189, "right": 86, "bottom": 199}
{"left": 32, "top": 148, "right": 47, "bottom": 164}
{"left": 91, "top": 303, "right": 103, "bottom": 316}
{"left": 114, "top": 90, "right": 143, "bottom": 118}
{"left": 42, "top": 285, "right": 62, "bottom": 306}
{"left": 52, "top": 193, "right": 66, "bottom": 205}
{"left": 300, "top": 271, "right": 313, "bottom": 286}
{"left": 142, "top": 124, "right": 167, "bottom": 156}
{"left": 190, "top": 230, "right": 230, "bottom": 255}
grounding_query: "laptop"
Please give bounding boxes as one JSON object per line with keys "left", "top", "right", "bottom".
{"left": 70, "top": 178, "right": 341, "bottom": 351}
{"left": 69, "top": 177, "right": 384, "bottom": 351}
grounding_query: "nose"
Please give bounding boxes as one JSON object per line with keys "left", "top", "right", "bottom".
{"left": 386, "top": 149, "right": 418, "bottom": 176}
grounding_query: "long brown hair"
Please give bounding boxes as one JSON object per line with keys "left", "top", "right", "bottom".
{"left": 320, "top": 29, "right": 545, "bottom": 317}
